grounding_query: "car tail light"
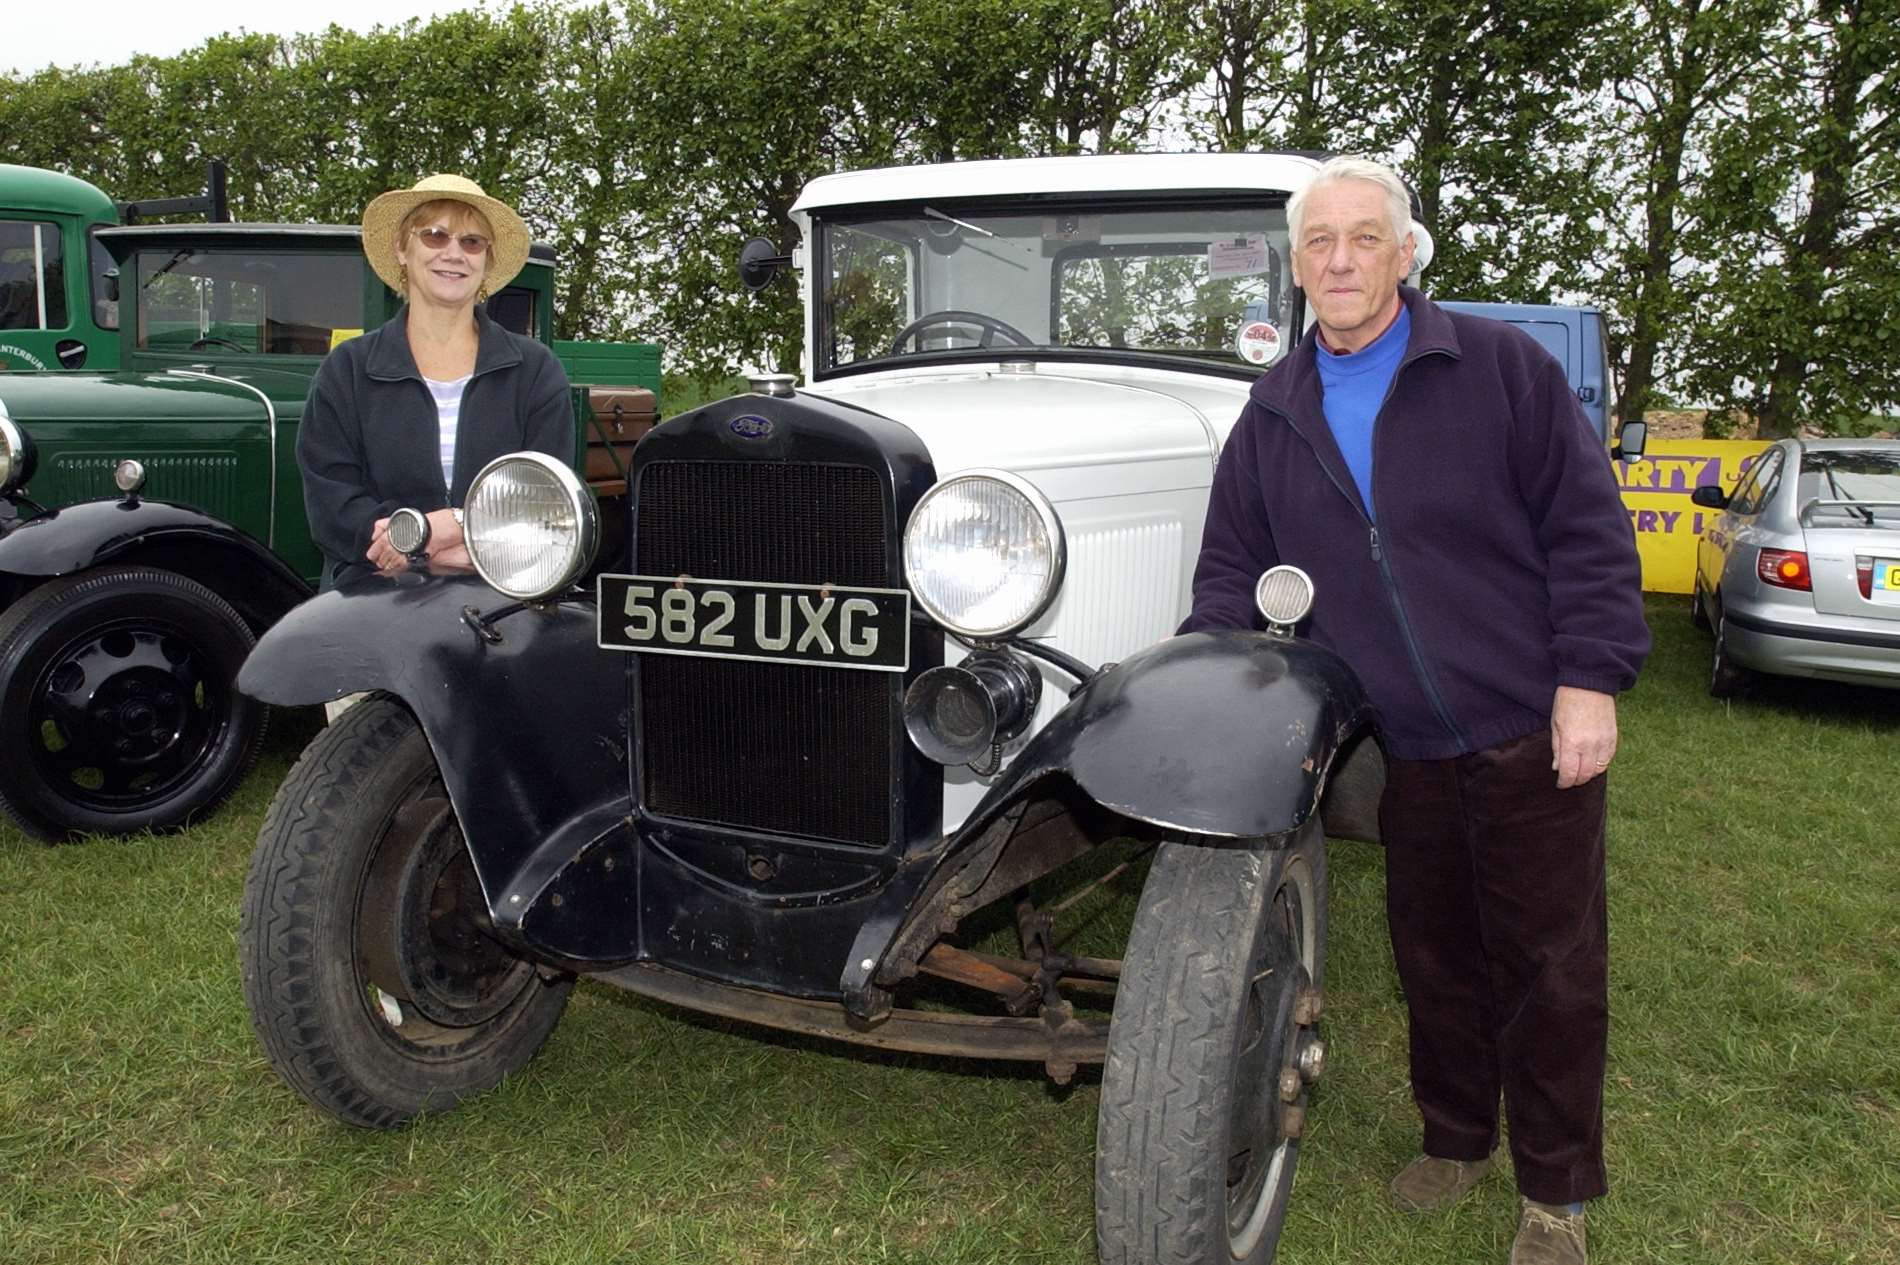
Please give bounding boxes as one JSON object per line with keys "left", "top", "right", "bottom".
{"left": 1857, "top": 556, "right": 1873, "bottom": 599}
{"left": 1757, "top": 548, "right": 1811, "bottom": 591}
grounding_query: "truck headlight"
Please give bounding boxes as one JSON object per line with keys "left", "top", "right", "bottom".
{"left": 464, "top": 452, "right": 598, "bottom": 601}
{"left": 903, "top": 470, "right": 1065, "bottom": 639}
{"left": 0, "top": 415, "right": 38, "bottom": 496}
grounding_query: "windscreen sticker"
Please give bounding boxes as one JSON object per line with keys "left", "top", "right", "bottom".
{"left": 1043, "top": 213, "right": 1103, "bottom": 243}
{"left": 329, "top": 328, "right": 365, "bottom": 350}
{"left": 1234, "top": 320, "right": 1283, "bottom": 366}
{"left": 1208, "top": 234, "right": 1270, "bottom": 280}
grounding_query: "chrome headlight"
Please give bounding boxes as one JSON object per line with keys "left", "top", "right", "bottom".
{"left": 0, "top": 414, "right": 38, "bottom": 496}
{"left": 464, "top": 452, "right": 598, "bottom": 600}
{"left": 903, "top": 470, "right": 1065, "bottom": 639}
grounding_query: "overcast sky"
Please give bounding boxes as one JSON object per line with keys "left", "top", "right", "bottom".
{"left": 3, "top": 1, "right": 490, "bottom": 77}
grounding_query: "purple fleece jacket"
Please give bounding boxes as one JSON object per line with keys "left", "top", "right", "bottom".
{"left": 1181, "top": 286, "right": 1649, "bottom": 760}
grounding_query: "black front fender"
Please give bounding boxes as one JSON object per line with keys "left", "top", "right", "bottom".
{"left": 967, "top": 630, "right": 1377, "bottom": 840}
{"left": 239, "top": 570, "right": 632, "bottom": 958}
{"left": 0, "top": 499, "right": 311, "bottom": 626}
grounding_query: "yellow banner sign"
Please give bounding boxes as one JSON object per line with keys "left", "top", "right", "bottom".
{"left": 1613, "top": 439, "right": 1771, "bottom": 593}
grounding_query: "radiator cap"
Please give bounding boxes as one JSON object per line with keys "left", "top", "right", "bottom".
{"left": 746, "top": 372, "right": 796, "bottom": 398}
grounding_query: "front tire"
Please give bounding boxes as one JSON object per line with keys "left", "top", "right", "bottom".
{"left": 0, "top": 566, "right": 266, "bottom": 841}
{"left": 1096, "top": 819, "right": 1327, "bottom": 1265}
{"left": 239, "top": 698, "right": 571, "bottom": 1128}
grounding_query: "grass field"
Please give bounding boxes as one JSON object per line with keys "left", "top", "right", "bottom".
{"left": 2, "top": 595, "right": 1896, "bottom": 1264}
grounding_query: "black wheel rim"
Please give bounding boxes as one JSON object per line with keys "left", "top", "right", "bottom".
{"left": 23, "top": 615, "right": 228, "bottom": 814}
{"left": 354, "top": 784, "right": 540, "bottom": 1052}
{"left": 1226, "top": 856, "right": 1317, "bottom": 1257}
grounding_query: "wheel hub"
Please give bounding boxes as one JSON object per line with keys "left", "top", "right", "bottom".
{"left": 360, "top": 795, "right": 536, "bottom": 1032}
{"left": 30, "top": 625, "right": 216, "bottom": 802}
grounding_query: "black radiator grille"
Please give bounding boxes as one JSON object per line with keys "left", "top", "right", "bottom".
{"left": 634, "top": 460, "right": 894, "bottom": 846}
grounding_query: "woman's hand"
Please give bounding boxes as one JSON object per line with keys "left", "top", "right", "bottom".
{"left": 366, "top": 516, "right": 407, "bottom": 572}
{"left": 365, "top": 509, "right": 466, "bottom": 573}
{"left": 421, "top": 508, "right": 465, "bottom": 559}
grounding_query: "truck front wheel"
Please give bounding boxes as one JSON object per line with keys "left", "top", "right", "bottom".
{"left": 239, "top": 698, "right": 571, "bottom": 1128}
{"left": 0, "top": 566, "right": 266, "bottom": 841}
{"left": 1095, "top": 819, "right": 1327, "bottom": 1265}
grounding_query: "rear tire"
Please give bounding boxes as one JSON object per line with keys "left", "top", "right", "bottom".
{"left": 1096, "top": 819, "right": 1327, "bottom": 1265}
{"left": 1689, "top": 578, "right": 1712, "bottom": 631}
{"left": 239, "top": 698, "right": 571, "bottom": 1128}
{"left": 1710, "top": 614, "right": 1748, "bottom": 699}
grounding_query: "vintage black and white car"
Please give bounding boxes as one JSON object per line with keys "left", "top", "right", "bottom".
{"left": 236, "top": 153, "right": 1397, "bottom": 1265}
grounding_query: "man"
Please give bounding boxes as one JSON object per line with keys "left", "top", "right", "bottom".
{"left": 1181, "top": 156, "right": 1649, "bottom": 1265}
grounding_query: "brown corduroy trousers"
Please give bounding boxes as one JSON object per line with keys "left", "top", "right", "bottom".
{"left": 1378, "top": 728, "right": 1610, "bottom": 1205}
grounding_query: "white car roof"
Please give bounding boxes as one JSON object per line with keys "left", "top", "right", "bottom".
{"left": 790, "top": 152, "right": 1326, "bottom": 224}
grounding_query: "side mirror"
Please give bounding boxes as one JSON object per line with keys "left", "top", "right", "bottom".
{"left": 738, "top": 236, "right": 792, "bottom": 292}
{"left": 103, "top": 267, "right": 121, "bottom": 303}
{"left": 1610, "top": 419, "right": 1647, "bottom": 463}
{"left": 1690, "top": 485, "right": 1730, "bottom": 510}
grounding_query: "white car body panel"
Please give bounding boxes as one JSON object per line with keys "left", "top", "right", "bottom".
{"left": 784, "top": 156, "right": 1324, "bottom": 830}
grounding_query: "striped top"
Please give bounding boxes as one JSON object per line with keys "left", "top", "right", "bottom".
{"left": 424, "top": 374, "right": 473, "bottom": 492}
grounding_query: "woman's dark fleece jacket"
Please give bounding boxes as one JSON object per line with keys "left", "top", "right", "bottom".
{"left": 1180, "top": 287, "right": 1649, "bottom": 760}
{"left": 296, "top": 304, "right": 575, "bottom": 588}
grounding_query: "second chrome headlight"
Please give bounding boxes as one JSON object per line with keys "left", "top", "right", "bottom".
{"left": 464, "top": 452, "right": 598, "bottom": 601}
{"left": 903, "top": 470, "right": 1065, "bottom": 640}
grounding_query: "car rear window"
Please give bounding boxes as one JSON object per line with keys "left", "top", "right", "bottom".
{"left": 1798, "top": 450, "right": 1900, "bottom": 524}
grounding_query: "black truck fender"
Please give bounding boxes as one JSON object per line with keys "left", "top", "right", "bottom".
{"left": 973, "top": 629, "right": 1377, "bottom": 840}
{"left": 237, "top": 569, "right": 633, "bottom": 962}
{"left": 839, "top": 629, "right": 1383, "bottom": 1016}
{"left": 0, "top": 498, "right": 311, "bottom": 629}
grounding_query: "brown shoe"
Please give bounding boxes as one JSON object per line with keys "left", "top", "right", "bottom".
{"left": 1511, "top": 1199, "right": 1587, "bottom": 1265}
{"left": 1387, "top": 1153, "right": 1493, "bottom": 1212}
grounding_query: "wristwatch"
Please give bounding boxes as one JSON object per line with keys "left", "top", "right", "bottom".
{"left": 451, "top": 507, "right": 464, "bottom": 526}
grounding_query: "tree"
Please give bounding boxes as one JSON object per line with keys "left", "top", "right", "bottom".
{"left": 1322, "top": 0, "right": 1624, "bottom": 303}
{"left": 1595, "top": 0, "right": 1784, "bottom": 425}
{"left": 1684, "top": 0, "right": 1900, "bottom": 435}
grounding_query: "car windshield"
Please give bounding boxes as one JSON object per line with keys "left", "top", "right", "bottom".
{"left": 135, "top": 248, "right": 366, "bottom": 356}
{"left": 814, "top": 201, "right": 1294, "bottom": 374}
{"left": 1798, "top": 449, "right": 1900, "bottom": 526}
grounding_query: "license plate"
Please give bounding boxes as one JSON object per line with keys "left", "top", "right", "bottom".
{"left": 1876, "top": 560, "right": 1900, "bottom": 595}
{"left": 597, "top": 574, "right": 910, "bottom": 672}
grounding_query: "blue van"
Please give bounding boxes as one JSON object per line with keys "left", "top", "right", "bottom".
{"left": 1439, "top": 301, "right": 1614, "bottom": 442}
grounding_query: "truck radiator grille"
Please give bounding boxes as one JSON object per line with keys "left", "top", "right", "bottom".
{"left": 633, "top": 460, "right": 894, "bottom": 847}
{"left": 40, "top": 451, "right": 242, "bottom": 515}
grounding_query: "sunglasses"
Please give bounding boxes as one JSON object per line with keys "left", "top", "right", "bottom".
{"left": 410, "top": 225, "right": 491, "bottom": 254}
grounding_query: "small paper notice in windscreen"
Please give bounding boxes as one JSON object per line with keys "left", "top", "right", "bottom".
{"left": 1208, "top": 235, "right": 1270, "bottom": 280}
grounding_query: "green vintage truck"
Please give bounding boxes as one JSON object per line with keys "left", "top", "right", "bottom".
{"left": 0, "top": 163, "right": 661, "bottom": 842}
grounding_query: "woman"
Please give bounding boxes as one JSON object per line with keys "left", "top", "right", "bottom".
{"left": 297, "top": 174, "right": 575, "bottom": 588}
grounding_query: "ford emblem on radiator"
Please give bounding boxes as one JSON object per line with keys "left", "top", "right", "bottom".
{"left": 729, "top": 414, "right": 775, "bottom": 440}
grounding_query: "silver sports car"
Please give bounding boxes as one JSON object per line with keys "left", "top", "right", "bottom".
{"left": 1691, "top": 438, "right": 1900, "bottom": 696}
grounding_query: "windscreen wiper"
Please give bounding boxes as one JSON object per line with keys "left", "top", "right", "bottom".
{"left": 1821, "top": 461, "right": 1876, "bottom": 524}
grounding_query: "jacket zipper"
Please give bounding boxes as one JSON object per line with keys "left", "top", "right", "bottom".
{"left": 1272, "top": 352, "right": 1469, "bottom": 748}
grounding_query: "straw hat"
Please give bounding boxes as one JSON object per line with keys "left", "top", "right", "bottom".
{"left": 360, "top": 174, "right": 531, "bottom": 296}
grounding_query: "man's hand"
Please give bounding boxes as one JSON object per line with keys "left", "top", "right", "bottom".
{"left": 1551, "top": 686, "right": 1617, "bottom": 789}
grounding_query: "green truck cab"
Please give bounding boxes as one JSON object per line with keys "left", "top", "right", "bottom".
{"left": 0, "top": 171, "right": 661, "bottom": 842}
{"left": 0, "top": 163, "right": 120, "bottom": 373}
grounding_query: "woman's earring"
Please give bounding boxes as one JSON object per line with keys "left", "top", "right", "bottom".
{"left": 477, "top": 284, "right": 490, "bottom": 303}
{"left": 397, "top": 262, "right": 408, "bottom": 299}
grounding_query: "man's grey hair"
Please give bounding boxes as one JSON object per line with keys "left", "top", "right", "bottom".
{"left": 1287, "top": 156, "right": 1414, "bottom": 248}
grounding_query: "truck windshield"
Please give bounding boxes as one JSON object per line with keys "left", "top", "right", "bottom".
{"left": 815, "top": 201, "right": 1293, "bottom": 374}
{"left": 135, "top": 248, "right": 366, "bottom": 356}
